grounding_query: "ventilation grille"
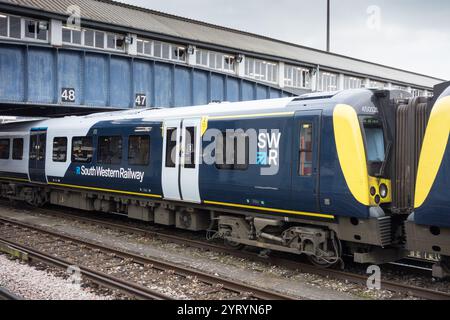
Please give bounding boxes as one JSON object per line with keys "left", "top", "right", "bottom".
{"left": 378, "top": 216, "right": 392, "bottom": 247}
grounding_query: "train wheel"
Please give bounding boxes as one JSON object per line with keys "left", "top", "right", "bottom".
{"left": 224, "top": 238, "right": 245, "bottom": 250}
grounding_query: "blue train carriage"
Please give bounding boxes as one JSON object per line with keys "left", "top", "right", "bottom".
{"left": 204, "top": 89, "right": 400, "bottom": 266}
{"left": 0, "top": 89, "right": 403, "bottom": 266}
{"left": 406, "top": 86, "right": 450, "bottom": 277}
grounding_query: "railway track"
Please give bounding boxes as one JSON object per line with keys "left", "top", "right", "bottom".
{"left": 8, "top": 204, "right": 450, "bottom": 300}
{"left": 0, "top": 215, "right": 295, "bottom": 300}
{"left": 0, "top": 287, "right": 21, "bottom": 300}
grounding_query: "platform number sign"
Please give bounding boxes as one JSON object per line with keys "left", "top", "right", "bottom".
{"left": 135, "top": 94, "right": 147, "bottom": 108}
{"left": 61, "top": 88, "right": 76, "bottom": 103}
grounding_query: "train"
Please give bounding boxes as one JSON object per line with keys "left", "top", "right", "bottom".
{"left": 0, "top": 84, "right": 449, "bottom": 275}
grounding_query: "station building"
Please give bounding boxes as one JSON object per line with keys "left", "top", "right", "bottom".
{"left": 0, "top": 0, "right": 445, "bottom": 116}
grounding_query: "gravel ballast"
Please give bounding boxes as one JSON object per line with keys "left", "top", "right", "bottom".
{"left": 0, "top": 254, "right": 114, "bottom": 300}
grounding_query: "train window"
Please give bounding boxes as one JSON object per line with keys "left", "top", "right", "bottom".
{"left": 215, "top": 131, "right": 249, "bottom": 170}
{"left": 0, "top": 139, "right": 10, "bottom": 159}
{"left": 12, "top": 138, "right": 23, "bottom": 160}
{"left": 72, "top": 137, "right": 93, "bottom": 163}
{"left": 165, "top": 128, "right": 177, "bottom": 168}
{"left": 184, "top": 127, "right": 196, "bottom": 169}
{"left": 299, "top": 123, "right": 313, "bottom": 176}
{"left": 128, "top": 135, "right": 150, "bottom": 166}
{"left": 362, "top": 118, "right": 386, "bottom": 163}
{"left": 53, "top": 137, "right": 67, "bottom": 162}
{"left": 98, "top": 136, "right": 122, "bottom": 165}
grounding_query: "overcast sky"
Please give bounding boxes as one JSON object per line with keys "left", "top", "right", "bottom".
{"left": 118, "top": 0, "right": 449, "bottom": 80}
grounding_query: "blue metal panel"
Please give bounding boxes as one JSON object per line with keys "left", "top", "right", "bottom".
{"left": 85, "top": 53, "right": 108, "bottom": 106}
{"left": 28, "top": 47, "right": 55, "bottom": 103}
{"left": 225, "top": 78, "right": 239, "bottom": 102}
{"left": 174, "top": 66, "right": 191, "bottom": 107}
{"left": 269, "top": 88, "right": 282, "bottom": 99}
{"left": 256, "top": 85, "right": 268, "bottom": 100}
{"left": 154, "top": 63, "right": 172, "bottom": 107}
{"left": 58, "top": 50, "right": 82, "bottom": 105}
{"left": 192, "top": 70, "right": 208, "bottom": 106}
{"left": 133, "top": 60, "right": 153, "bottom": 108}
{"left": 242, "top": 81, "right": 256, "bottom": 101}
{"left": 0, "top": 45, "right": 24, "bottom": 102}
{"left": 0, "top": 43, "right": 292, "bottom": 115}
{"left": 210, "top": 74, "right": 224, "bottom": 102}
{"left": 110, "top": 57, "right": 131, "bottom": 108}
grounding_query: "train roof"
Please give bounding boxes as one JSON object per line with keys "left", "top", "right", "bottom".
{"left": 0, "top": 88, "right": 401, "bottom": 132}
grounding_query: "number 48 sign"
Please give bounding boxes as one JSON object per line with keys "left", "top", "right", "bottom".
{"left": 61, "top": 88, "right": 76, "bottom": 103}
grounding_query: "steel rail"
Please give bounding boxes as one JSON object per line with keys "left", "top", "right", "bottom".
{"left": 20, "top": 206, "right": 450, "bottom": 301}
{"left": 0, "top": 287, "right": 22, "bottom": 300}
{"left": 0, "top": 237, "right": 172, "bottom": 300}
{"left": 0, "top": 216, "right": 295, "bottom": 300}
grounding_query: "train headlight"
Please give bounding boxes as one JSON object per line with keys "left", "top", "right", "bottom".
{"left": 380, "top": 184, "right": 388, "bottom": 199}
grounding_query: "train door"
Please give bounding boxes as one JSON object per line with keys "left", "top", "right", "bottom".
{"left": 161, "top": 119, "right": 202, "bottom": 203}
{"left": 291, "top": 110, "right": 322, "bottom": 213}
{"left": 162, "top": 120, "right": 182, "bottom": 201}
{"left": 29, "top": 129, "right": 47, "bottom": 184}
{"left": 179, "top": 118, "right": 201, "bottom": 203}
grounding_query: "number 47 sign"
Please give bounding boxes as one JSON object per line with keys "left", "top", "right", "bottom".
{"left": 135, "top": 94, "right": 147, "bottom": 107}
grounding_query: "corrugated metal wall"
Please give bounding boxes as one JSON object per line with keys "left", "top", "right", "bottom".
{"left": 0, "top": 43, "right": 291, "bottom": 112}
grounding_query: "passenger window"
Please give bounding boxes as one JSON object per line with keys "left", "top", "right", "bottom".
{"left": 184, "top": 127, "right": 196, "bottom": 169}
{"left": 165, "top": 128, "right": 177, "bottom": 168}
{"left": 0, "top": 139, "right": 10, "bottom": 159}
{"left": 12, "top": 138, "right": 23, "bottom": 160}
{"left": 72, "top": 137, "right": 93, "bottom": 163}
{"left": 53, "top": 137, "right": 68, "bottom": 162}
{"left": 128, "top": 135, "right": 150, "bottom": 166}
{"left": 299, "top": 123, "right": 313, "bottom": 176}
{"left": 215, "top": 131, "right": 249, "bottom": 170}
{"left": 98, "top": 136, "right": 122, "bottom": 165}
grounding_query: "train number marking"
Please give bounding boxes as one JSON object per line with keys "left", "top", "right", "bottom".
{"left": 361, "top": 106, "right": 378, "bottom": 114}
{"left": 61, "top": 88, "right": 76, "bottom": 103}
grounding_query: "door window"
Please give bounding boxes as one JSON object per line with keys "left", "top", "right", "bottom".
{"left": 299, "top": 123, "right": 313, "bottom": 176}
{"left": 184, "top": 127, "right": 196, "bottom": 169}
{"left": 30, "top": 135, "right": 37, "bottom": 160}
{"left": 165, "top": 128, "right": 177, "bottom": 168}
{"left": 36, "top": 134, "right": 46, "bottom": 161}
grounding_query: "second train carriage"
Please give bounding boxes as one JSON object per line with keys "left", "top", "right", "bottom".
{"left": 0, "top": 85, "right": 448, "bottom": 268}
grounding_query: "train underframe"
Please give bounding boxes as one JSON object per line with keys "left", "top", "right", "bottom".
{"left": 405, "top": 219, "right": 450, "bottom": 278}
{"left": 1, "top": 181, "right": 407, "bottom": 267}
